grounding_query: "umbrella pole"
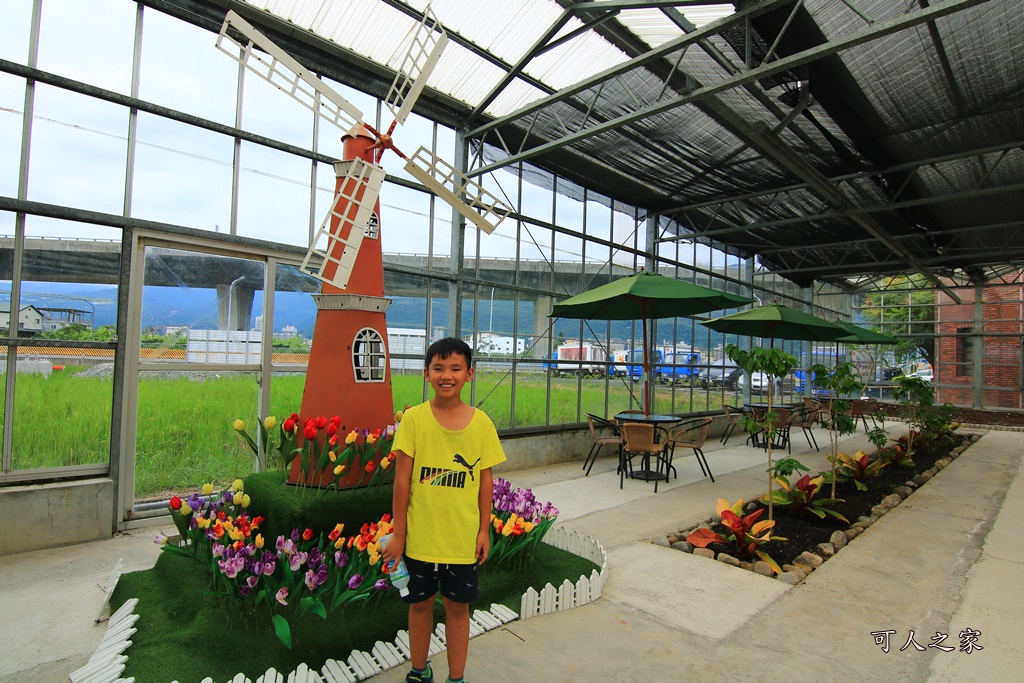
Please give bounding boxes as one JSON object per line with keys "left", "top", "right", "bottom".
{"left": 642, "top": 306, "right": 650, "bottom": 416}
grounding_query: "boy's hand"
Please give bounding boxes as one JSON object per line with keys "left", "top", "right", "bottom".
{"left": 382, "top": 533, "right": 405, "bottom": 565}
{"left": 476, "top": 529, "right": 490, "bottom": 565}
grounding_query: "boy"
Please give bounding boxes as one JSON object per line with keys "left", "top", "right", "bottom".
{"left": 383, "top": 337, "right": 506, "bottom": 683}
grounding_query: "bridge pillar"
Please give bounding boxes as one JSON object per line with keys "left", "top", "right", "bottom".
{"left": 217, "top": 283, "right": 256, "bottom": 331}
{"left": 534, "top": 294, "right": 554, "bottom": 359}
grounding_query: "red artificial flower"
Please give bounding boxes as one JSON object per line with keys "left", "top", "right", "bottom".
{"left": 169, "top": 496, "right": 182, "bottom": 511}
{"left": 315, "top": 416, "right": 328, "bottom": 429}
{"left": 329, "top": 415, "right": 341, "bottom": 427}
{"left": 326, "top": 423, "right": 338, "bottom": 437}
{"left": 289, "top": 412, "right": 299, "bottom": 423}
{"left": 365, "top": 459, "right": 377, "bottom": 473}
{"left": 328, "top": 528, "right": 341, "bottom": 541}
{"left": 381, "top": 512, "right": 392, "bottom": 523}
{"left": 252, "top": 516, "right": 265, "bottom": 528}
{"left": 304, "top": 423, "right": 318, "bottom": 440}
{"left": 302, "top": 528, "right": 314, "bottom": 541}
{"left": 283, "top": 418, "right": 295, "bottom": 433}
{"left": 329, "top": 434, "right": 339, "bottom": 446}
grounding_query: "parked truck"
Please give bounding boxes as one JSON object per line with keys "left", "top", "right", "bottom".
{"left": 610, "top": 348, "right": 702, "bottom": 384}
{"left": 543, "top": 342, "right": 607, "bottom": 377}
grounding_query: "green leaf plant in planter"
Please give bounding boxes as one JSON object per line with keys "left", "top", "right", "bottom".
{"left": 810, "top": 361, "right": 863, "bottom": 498}
{"left": 727, "top": 344, "right": 797, "bottom": 521}
{"left": 760, "top": 473, "right": 849, "bottom": 524}
{"left": 686, "top": 497, "right": 787, "bottom": 575}
{"left": 829, "top": 450, "right": 890, "bottom": 491}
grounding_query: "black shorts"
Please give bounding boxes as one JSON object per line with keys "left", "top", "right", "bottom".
{"left": 401, "top": 556, "right": 480, "bottom": 605}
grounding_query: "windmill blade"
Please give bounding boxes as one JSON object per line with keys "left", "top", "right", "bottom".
{"left": 385, "top": 5, "right": 449, "bottom": 126}
{"left": 301, "top": 159, "right": 387, "bottom": 290}
{"left": 216, "top": 10, "right": 364, "bottom": 132}
{"left": 405, "top": 147, "right": 512, "bottom": 235}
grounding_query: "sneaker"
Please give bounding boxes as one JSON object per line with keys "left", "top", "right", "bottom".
{"left": 406, "top": 663, "right": 433, "bottom": 683}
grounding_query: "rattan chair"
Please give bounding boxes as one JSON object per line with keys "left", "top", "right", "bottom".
{"left": 721, "top": 404, "right": 746, "bottom": 445}
{"left": 583, "top": 414, "right": 624, "bottom": 476}
{"left": 664, "top": 416, "right": 715, "bottom": 482}
{"left": 618, "top": 421, "right": 669, "bottom": 492}
{"left": 787, "top": 406, "right": 820, "bottom": 452}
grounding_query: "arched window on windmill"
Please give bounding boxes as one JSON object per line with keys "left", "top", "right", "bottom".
{"left": 353, "top": 327, "right": 386, "bottom": 382}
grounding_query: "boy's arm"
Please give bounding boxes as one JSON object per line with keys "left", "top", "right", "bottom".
{"left": 383, "top": 450, "right": 413, "bottom": 564}
{"left": 476, "top": 467, "right": 494, "bottom": 565}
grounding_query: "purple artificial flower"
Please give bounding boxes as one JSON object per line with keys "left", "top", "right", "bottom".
{"left": 239, "top": 585, "right": 251, "bottom": 597}
{"left": 348, "top": 573, "right": 363, "bottom": 590}
{"left": 305, "top": 569, "right": 318, "bottom": 591}
{"left": 186, "top": 493, "right": 203, "bottom": 511}
{"left": 288, "top": 550, "right": 308, "bottom": 572}
{"left": 307, "top": 546, "right": 324, "bottom": 568}
{"left": 334, "top": 551, "right": 349, "bottom": 569}
{"left": 275, "top": 587, "right": 289, "bottom": 605}
{"left": 212, "top": 544, "right": 226, "bottom": 558}
{"left": 374, "top": 578, "right": 389, "bottom": 591}
{"left": 251, "top": 561, "right": 265, "bottom": 576}
{"left": 218, "top": 555, "right": 245, "bottom": 579}
{"left": 262, "top": 558, "right": 277, "bottom": 576}
{"left": 246, "top": 575, "right": 259, "bottom": 589}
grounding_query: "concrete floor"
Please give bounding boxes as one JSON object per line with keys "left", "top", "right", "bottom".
{"left": 1, "top": 422, "right": 1020, "bottom": 682}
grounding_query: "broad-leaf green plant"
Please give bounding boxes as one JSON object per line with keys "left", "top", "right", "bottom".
{"left": 760, "top": 473, "right": 849, "bottom": 523}
{"left": 727, "top": 344, "right": 798, "bottom": 520}
{"left": 686, "top": 497, "right": 788, "bottom": 574}
{"left": 829, "top": 449, "right": 889, "bottom": 491}
{"left": 892, "top": 375, "right": 935, "bottom": 457}
{"left": 811, "top": 361, "right": 863, "bottom": 497}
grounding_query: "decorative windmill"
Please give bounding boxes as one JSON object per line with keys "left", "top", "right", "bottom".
{"left": 216, "top": 8, "right": 511, "bottom": 486}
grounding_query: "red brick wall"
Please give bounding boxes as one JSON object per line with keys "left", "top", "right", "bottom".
{"left": 937, "top": 278, "right": 1023, "bottom": 409}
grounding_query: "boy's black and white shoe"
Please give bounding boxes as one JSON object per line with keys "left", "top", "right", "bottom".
{"left": 405, "top": 662, "right": 433, "bottom": 683}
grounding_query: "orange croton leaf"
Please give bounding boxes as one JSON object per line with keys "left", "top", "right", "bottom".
{"left": 685, "top": 527, "right": 725, "bottom": 548}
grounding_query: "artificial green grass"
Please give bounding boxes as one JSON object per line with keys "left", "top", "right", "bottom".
{"left": 242, "top": 471, "right": 395, "bottom": 543}
{"left": 111, "top": 542, "right": 598, "bottom": 683}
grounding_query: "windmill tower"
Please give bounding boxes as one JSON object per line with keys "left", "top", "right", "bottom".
{"left": 217, "top": 9, "right": 511, "bottom": 486}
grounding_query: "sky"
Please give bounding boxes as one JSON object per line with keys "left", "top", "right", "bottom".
{"left": 0, "top": 0, "right": 746, "bottom": 341}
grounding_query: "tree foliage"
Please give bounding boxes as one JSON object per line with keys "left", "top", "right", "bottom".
{"left": 859, "top": 274, "right": 936, "bottom": 369}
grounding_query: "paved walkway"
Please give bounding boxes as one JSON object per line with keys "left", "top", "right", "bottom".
{"left": 1, "top": 422, "right": 1020, "bottom": 682}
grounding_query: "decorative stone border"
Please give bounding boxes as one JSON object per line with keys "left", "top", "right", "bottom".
{"left": 658, "top": 433, "right": 980, "bottom": 585}
{"left": 73, "top": 527, "right": 607, "bottom": 683}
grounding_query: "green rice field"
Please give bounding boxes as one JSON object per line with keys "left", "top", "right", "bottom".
{"left": 2, "top": 366, "right": 734, "bottom": 498}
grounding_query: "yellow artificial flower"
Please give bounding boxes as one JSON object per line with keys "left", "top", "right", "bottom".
{"left": 228, "top": 527, "right": 244, "bottom": 542}
{"left": 255, "top": 534, "right": 264, "bottom": 549}
{"left": 334, "top": 537, "right": 346, "bottom": 549}
{"left": 523, "top": 521, "right": 536, "bottom": 532}
{"left": 368, "top": 550, "right": 380, "bottom": 566}
{"left": 232, "top": 478, "right": 244, "bottom": 492}
{"left": 502, "top": 523, "right": 514, "bottom": 537}
{"left": 333, "top": 464, "right": 345, "bottom": 476}
{"left": 233, "top": 419, "right": 245, "bottom": 431}
{"left": 333, "top": 523, "right": 345, "bottom": 535}
{"left": 329, "top": 450, "right": 337, "bottom": 462}
{"left": 264, "top": 415, "right": 277, "bottom": 430}
{"left": 241, "top": 494, "right": 250, "bottom": 508}
{"left": 395, "top": 410, "right": 404, "bottom": 423}
{"left": 233, "top": 492, "right": 243, "bottom": 506}
{"left": 380, "top": 456, "right": 391, "bottom": 469}
{"left": 196, "top": 517, "right": 211, "bottom": 529}
{"left": 345, "top": 430, "right": 358, "bottom": 445}
{"left": 202, "top": 482, "right": 214, "bottom": 496}
{"left": 180, "top": 502, "right": 192, "bottom": 515}
{"left": 366, "top": 433, "right": 377, "bottom": 445}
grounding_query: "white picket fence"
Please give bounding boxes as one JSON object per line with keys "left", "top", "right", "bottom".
{"left": 72, "top": 527, "right": 606, "bottom": 683}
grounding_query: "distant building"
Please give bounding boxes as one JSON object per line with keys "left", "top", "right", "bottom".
{"left": 277, "top": 325, "right": 299, "bottom": 339}
{"left": 0, "top": 304, "right": 45, "bottom": 335}
{"left": 467, "top": 332, "right": 525, "bottom": 355}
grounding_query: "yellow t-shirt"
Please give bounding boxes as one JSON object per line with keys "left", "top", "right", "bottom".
{"left": 393, "top": 401, "right": 506, "bottom": 564}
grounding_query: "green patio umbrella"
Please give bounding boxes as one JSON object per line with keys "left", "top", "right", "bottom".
{"left": 549, "top": 270, "right": 753, "bottom": 414}
{"left": 699, "top": 303, "right": 851, "bottom": 347}
{"left": 833, "top": 321, "right": 899, "bottom": 345}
